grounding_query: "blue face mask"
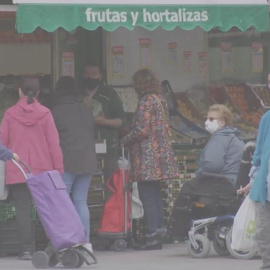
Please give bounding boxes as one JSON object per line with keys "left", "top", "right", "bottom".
{"left": 205, "top": 119, "right": 219, "bottom": 134}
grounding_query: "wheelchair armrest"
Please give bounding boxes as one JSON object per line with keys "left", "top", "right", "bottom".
{"left": 201, "top": 172, "right": 233, "bottom": 182}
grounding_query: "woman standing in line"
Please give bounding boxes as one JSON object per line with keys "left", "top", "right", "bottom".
{"left": 238, "top": 110, "right": 270, "bottom": 270}
{"left": 0, "top": 76, "right": 63, "bottom": 260}
{"left": 52, "top": 76, "right": 97, "bottom": 251}
{"left": 120, "top": 69, "right": 179, "bottom": 250}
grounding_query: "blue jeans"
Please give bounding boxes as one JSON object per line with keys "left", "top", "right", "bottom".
{"left": 137, "top": 181, "right": 165, "bottom": 236}
{"left": 62, "top": 172, "right": 92, "bottom": 242}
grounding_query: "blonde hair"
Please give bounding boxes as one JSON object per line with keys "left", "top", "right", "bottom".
{"left": 132, "top": 69, "right": 161, "bottom": 97}
{"left": 208, "top": 104, "right": 233, "bottom": 125}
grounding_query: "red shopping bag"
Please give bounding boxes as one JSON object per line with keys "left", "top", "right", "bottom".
{"left": 98, "top": 168, "right": 131, "bottom": 233}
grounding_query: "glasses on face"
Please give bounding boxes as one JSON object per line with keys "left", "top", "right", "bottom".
{"left": 204, "top": 117, "right": 220, "bottom": 122}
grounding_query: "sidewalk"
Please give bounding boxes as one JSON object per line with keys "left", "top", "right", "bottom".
{"left": 0, "top": 243, "right": 262, "bottom": 270}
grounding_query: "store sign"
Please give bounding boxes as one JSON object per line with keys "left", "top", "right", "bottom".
{"left": 14, "top": 4, "right": 269, "bottom": 33}
{"left": 85, "top": 8, "right": 209, "bottom": 26}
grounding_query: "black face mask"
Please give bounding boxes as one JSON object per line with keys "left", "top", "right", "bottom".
{"left": 83, "top": 78, "right": 101, "bottom": 91}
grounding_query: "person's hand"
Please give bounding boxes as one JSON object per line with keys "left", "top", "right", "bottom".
{"left": 237, "top": 183, "right": 251, "bottom": 197}
{"left": 12, "top": 153, "right": 21, "bottom": 162}
{"left": 94, "top": 115, "right": 107, "bottom": 126}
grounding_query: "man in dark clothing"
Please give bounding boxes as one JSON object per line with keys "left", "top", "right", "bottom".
{"left": 83, "top": 64, "right": 126, "bottom": 198}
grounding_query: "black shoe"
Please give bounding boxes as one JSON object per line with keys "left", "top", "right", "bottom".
{"left": 133, "top": 241, "right": 162, "bottom": 250}
{"left": 19, "top": 251, "right": 32, "bottom": 260}
{"left": 133, "top": 236, "right": 163, "bottom": 251}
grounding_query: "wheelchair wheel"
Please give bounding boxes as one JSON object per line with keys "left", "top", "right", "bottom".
{"left": 213, "top": 237, "right": 230, "bottom": 256}
{"left": 226, "top": 228, "right": 258, "bottom": 260}
{"left": 187, "top": 234, "right": 211, "bottom": 258}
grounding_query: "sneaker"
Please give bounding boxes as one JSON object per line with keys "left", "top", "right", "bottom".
{"left": 19, "top": 251, "right": 32, "bottom": 260}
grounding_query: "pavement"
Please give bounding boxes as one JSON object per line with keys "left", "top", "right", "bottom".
{"left": 0, "top": 242, "right": 263, "bottom": 270}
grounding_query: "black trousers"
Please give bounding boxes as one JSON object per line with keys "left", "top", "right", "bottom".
{"left": 9, "top": 183, "right": 33, "bottom": 252}
{"left": 137, "top": 181, "right": 165, "bottom": 236}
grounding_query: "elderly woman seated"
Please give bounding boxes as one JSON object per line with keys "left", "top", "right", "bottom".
{"left": 169, "top": 104, "right": 245, "bottom": 241}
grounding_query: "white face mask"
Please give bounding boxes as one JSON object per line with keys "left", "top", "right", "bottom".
{"left": 205, "top": 119, "right": 219, "bottom": 134}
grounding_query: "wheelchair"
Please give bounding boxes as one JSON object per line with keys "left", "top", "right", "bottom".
{"left": 168, "top": 172, "right": 258, "bottom": 259}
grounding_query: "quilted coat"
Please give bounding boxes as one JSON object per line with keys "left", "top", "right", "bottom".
{"left": 121, "top": 94, "right": 179, "bottom": 182}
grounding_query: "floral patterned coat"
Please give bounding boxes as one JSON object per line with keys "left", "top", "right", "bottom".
{"left": 121, "top": 94, "right": 179, "bottom": 182}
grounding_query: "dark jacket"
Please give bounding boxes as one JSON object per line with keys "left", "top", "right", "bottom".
{"left": 0, "top": 143, "right": 12, "bottom": 161}
{"left": 196, "top": 126, "right": 245, "bottom": 186}
{"left": 52, "top": 95, "right": 97, "bottom": 174}
{"left": 93, "top": 84, "right": 126, "bottom": 156}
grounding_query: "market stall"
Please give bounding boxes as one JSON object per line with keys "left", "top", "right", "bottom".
{"left": 6, "top": 0, "right": 269, "bottom": 248}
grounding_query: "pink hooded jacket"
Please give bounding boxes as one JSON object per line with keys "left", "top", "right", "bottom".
{"left": 0, "top": 97, "right": 64, "bottom": 185}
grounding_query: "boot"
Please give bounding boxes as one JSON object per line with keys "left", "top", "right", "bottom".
{"left": 133, "top": 234, "right": 162, "bottom": 251}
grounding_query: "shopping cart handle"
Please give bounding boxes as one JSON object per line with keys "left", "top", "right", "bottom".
{"left": 11, "top": 159, "right": 32, "bottom": 179}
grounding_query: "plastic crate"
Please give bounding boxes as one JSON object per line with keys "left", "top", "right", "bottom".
{"left": 0, "top": 202, "right": 36, "bottom": 222}
{"left": 0, "top": 220, "right": 38, "bottom": 256}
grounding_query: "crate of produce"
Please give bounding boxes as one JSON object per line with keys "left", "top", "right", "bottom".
{"left": 0, "top": 202, "right": 36, "bottom": 222}
{"left": 174, "top": 92, "right": 204, "bottom": 127}
{"left": 0, "top": 219, "right": 41, "bottom": 256}
{"left": 249, "top": 84, "right": 270, "bottom": 109}
{"left": 87, "top": 189, "right": 105, "bottom": 205}
{"left": 223, "top": 84, "right": 262, "bottom": 128}
{"left": 205, "top": 83, "right": 257, "bottom": 140}
{"left": 185, "top": 86, "right": 214, "bottom": 119}
{"left": 88, "top": 204, "right": 104, "bottom": 221}
{"left": 162, "top": 80, "right": 210, "bottom": 145}
{"left": 90, "top": 173, "right": 105, "bottom": 190}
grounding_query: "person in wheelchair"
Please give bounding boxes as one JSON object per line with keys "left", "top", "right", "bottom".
{"left": 169, "top": 104, "right": 245, "bottom": 241}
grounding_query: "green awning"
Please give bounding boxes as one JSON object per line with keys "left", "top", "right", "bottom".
{"left": 13, "top": 0, "right": 270, "bottom": 33}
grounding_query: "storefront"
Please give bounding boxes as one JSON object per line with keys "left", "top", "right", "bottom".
{"left": 0, "top": 0, "right": 268, "bottom": 250}
{"left": 11, "top": 0, "right": 269, "bottom": 130}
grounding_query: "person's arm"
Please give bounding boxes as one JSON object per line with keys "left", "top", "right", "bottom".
{"left": 196, "top": 138, "right": 225, "bottom": 180}
{"left": 95, "top": 116, "right": 122, "bottom": 129}
{"left": 0, "top": 112, "right": 13, "bottom": 161}
{"left": 44, "top": 112, "right": 64, "bottom": 174}
{"left": 120, "top": 98, "right": 150, "bottom": 146}
{"left": 95, "top": 88, "right": 126, "bottom": 129}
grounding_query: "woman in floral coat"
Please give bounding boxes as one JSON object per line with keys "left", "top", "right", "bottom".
{"left": 120, "top": 69, "right": 179, "bottom": 250}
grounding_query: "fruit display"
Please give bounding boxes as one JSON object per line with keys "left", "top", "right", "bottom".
{"left": 223, "top": 84, "right": 262, "bottom": 127}
{"left": 250, "top": 84, "right": 270, "bottom": 109}
{"left": 185, "top": 87, "right": 214, "bottom": 119}
{"left": 175, "top": 93, "right": 203, "bottom": 127}
{"left": 204, "top": 83, "right": 258, "bottom": 140}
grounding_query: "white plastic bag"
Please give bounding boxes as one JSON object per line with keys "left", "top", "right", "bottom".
{"left": 0, "top": 160, "right": 8, "bottom": 200}
{"left": 231, "top": 196, "right": 256, "bottom": 252}
{"left": 131, "top": 182, "right": 144, "bottom": 220}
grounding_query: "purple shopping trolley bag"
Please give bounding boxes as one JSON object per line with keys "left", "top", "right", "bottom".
{"left": 15, "top": 161, "right": 87, "bottom": 251}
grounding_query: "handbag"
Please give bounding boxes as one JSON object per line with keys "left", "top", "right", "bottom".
{"left": 231, "top": 196, "right": 257, "bottom": 252}
{"left": 0, "top": 160, "right": 8, "bottom": 200}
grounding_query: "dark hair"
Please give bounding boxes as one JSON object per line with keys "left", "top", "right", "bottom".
{"left": 20, "top": 76, "right": 40, "bottom": 104}
{"left": 55, "top": 76, "right": 81, "bottom": 97}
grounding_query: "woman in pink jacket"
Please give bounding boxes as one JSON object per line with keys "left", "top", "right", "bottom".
{"left": 0, "top": 76, "right": 63, "bottom": 260}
